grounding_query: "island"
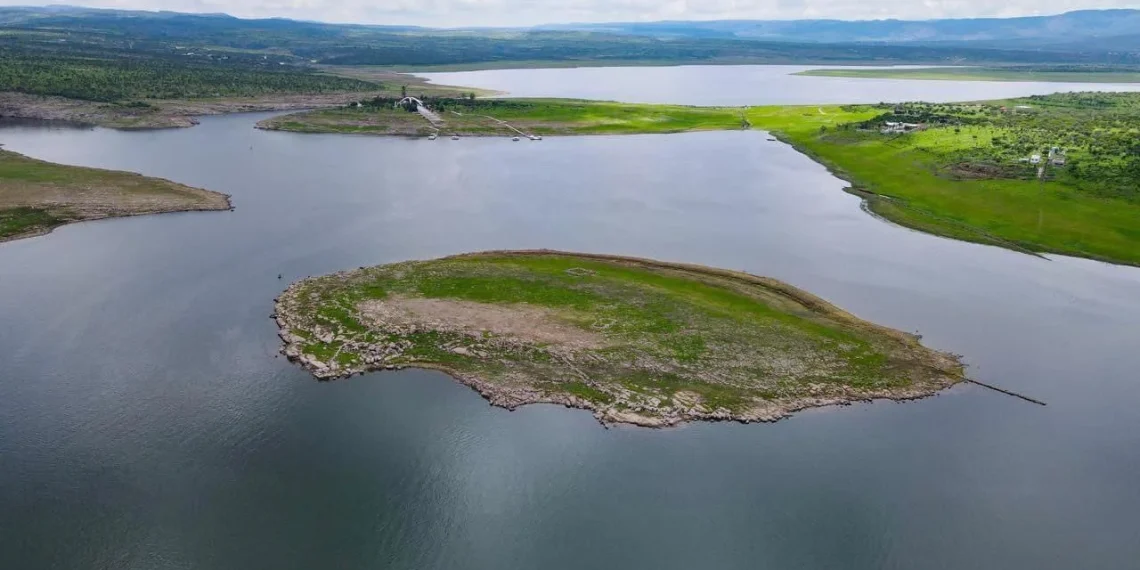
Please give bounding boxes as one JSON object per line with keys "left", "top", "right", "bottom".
{"left": 262, "top": 93, "right": 1140, "bottom": 268}
{"left": 0, "top": 149, "right": 231, "bottom": 243}
{"left": 273, "top": 250, "right": 964, "bottom": 427}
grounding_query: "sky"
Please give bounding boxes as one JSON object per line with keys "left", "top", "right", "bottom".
{"left": 5, "top": 0, "right": 1139, "bottom": 27}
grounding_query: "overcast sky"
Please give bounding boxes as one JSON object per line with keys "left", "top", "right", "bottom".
{"left": 6, "top": 0, "right": 1139, "bottom": 27}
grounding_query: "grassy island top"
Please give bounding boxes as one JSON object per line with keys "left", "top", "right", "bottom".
{"left": 262, "top": 92, "right": 1140, "bottom": 267}
{"left": 0, "top": 149, "right": 231, "bottom": 243}
{"left": 274, "top": 251, "right": 964, "bottom": 427}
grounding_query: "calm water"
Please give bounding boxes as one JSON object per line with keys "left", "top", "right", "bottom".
{"left": 2, "top": 69, "right": 1140, "bottom": 570}
{"left": 420, "top": 64, "right": 1140, "bottom": 105}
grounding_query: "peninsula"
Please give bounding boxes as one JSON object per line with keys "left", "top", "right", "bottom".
{"left": 274, "top": 250, "right": 964, "bottom": 427}
{"left": 0, "top": 149, "right": 231, "bottom": 243}
{"left": 262, "top": 93, "right": 1140, "bottom": 268}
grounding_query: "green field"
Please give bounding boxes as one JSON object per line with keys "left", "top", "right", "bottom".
{"left": 744, "top": 95, "right": 1140, "bottom": 266}
{"left": 797, "top": 66, "right": 1140, "bottom": 83}
{"left": 259, "top": 97, "right": 748, "bottom": 136}
{"left": 275, "top": 251, "right": 963, "bottom": 426}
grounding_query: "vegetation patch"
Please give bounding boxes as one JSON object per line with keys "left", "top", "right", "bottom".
{"left": 745, "top": 94, "right": 1140, "bottom": 266}
{"left": 274, "top": 250, "right": 964, "bottom": 427}
{"left": 258, "top": 96, "right": 748, "bottom": 136}
{"left": 0, "top": 206, "right": 63, "bottom": 239}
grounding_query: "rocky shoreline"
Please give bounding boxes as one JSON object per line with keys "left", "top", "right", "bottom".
{"left": 273, "top": 250, "right": 965, "bottom": 428}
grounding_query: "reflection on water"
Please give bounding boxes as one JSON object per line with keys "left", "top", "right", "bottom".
{"left": 1, "top": 98, "right": 1139, "bottom": 569}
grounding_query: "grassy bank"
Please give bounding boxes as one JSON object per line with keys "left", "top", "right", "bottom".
{"left": 263, "top": 93, "right": 1140, "bottom": 266}
{"left": 743, "top": 96, "right": 1140, "bottom": 266}
{"left": 275, "top": 251, "right": 963, "bottom": 427}
{"left": 796, "top": 66, "right": 1140, "bottom": 83}
{"left": 0, "top": 149, "right": 231, "bottom": 242}
{"left": 259, "top": 98, "right": 748, "bottom": 136}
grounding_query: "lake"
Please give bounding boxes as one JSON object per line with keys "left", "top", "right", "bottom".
{"left": 3, "top": 68, "right": 1140, "bottom": 570}
{"left": 419, "top": 64, "right": 1140, "bottom": 105}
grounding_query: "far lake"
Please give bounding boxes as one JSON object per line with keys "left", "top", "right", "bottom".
{"left": 419, "top": 64, "right": 1140, "bottom": 105}
{"left": 2, "top": 67, "right": 1140, "bottom": 569}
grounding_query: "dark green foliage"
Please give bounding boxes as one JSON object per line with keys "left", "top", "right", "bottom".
{"left": 0, "top": 207, "right": 62, "bottom": 239}
{"left": 0, "top": 51, "right": 377, "bottom": 102}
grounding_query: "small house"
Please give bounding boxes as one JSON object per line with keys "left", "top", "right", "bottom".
{"left": 1030, "top": 154, "right": 1042, "bottom": 165}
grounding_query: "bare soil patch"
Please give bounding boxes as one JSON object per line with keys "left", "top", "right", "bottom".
{"left": 358, "top": 295, "right": 606, "bottom": 351}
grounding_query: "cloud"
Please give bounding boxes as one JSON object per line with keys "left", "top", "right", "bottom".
{"left": 4, "top": 0, "right": 1137, "bottom": 27}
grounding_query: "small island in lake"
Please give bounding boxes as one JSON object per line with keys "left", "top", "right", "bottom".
{"left": 0, "top": 149, "right": 231, "bottom": 243}
{"left": 274, "top": 250, "right": 964, "bottom": 427}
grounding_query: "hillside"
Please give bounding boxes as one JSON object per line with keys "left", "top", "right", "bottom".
{"left": 543, "top": 9, "right": 1140, "bottom": 48}
{"left": 0, "top": 6, "right": 1137, "bottom": 69}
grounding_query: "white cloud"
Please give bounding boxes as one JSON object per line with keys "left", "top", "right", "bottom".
{"left": 4, "top": 0, "right": 1138, "bottom": 27}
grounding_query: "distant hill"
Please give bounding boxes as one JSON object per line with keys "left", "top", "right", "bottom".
{"left": 539, "top": 10, "right": 1140, "bottom": 48}
{"left": 0, "top": 5, "right": 1136, "bottom": 68}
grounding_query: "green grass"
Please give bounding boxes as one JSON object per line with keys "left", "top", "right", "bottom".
{"left": 260, "top": 98, "right": 747, "bottom": 136}
{"left": 276, "top": 251, "right": 963, "bottom": 425}
{"left": 0, "top": 148, "right": 230, "bottom": 242}
{"left": 0, "top": 207, "right": 63, "bottom": 239}
{"left": 743, "top": 99, "right": 1140, "bottom": 266}
{"left": 797, "top": 67, "right": 1140, "bottom": 83}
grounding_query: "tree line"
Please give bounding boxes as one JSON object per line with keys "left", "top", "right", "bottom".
{"left": 0, "top": 52, "right": 377, "bottom": 102}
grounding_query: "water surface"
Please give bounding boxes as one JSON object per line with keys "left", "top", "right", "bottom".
{"left": 1, "top": 104, "right": 1139, "bottom": 570}
{"left": 419, "top": 64, "right": 1140, "bottom": 105}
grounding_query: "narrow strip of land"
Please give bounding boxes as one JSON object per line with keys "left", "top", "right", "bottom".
{"left": 0, "top": 149, "right": 231, "bottom": 243}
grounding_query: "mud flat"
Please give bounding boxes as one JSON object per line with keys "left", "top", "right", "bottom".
{"left": 274, "top": 250, "right": 965, "bottom": 427}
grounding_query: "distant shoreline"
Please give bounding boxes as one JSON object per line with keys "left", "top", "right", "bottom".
{"left": 796, "top": 66, "right": 1140, "bottom": 83}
